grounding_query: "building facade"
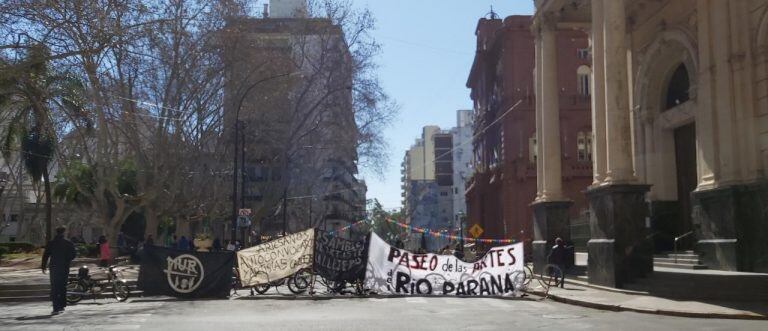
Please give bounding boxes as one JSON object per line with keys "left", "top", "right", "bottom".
{"left": 451, "top": 110, "right": 473, "bottom": 232}
{"left": 532, "top": 0, "right": 768, "bottom": 287}
{"left": 222, "top": 0, "right": 365, "bottom": 240}
{"left": 465, "top": 15, "right": 593, "bottom": 252}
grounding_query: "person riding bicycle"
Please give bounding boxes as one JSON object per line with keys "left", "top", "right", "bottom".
{"left": 547, "top": 237, "right": 568, "bottom": 288}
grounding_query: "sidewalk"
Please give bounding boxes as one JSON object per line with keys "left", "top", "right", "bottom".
{"left": 526, "top": 278, "right": 768, "bottom": 320}
{"left": 0, "top": 257, "right": 138, "bottom": 286}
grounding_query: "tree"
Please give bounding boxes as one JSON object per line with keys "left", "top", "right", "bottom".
{"left": 0, "top": 45, "right": 85, "bottom": 243}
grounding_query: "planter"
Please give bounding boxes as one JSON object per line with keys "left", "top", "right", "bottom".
{"left": 194, "top": 238, "right": 213, "bottom": 252}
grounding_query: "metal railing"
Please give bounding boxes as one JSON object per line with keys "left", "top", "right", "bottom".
{"left": 673, "top": 231, "right": 694, "bottom": 263}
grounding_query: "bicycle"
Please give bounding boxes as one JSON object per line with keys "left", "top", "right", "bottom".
{"left": 252, "top": 269, "right": 311, "bottom": 295}
{"left": 66, "top": 265, "right": 130, "bottom": 304}
{"left": 539, "top": 264, "right": 563, "bottom": 289}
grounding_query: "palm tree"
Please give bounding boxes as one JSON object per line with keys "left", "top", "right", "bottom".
{"left": 0, "top": 44, "right": 85, "bottom": 243}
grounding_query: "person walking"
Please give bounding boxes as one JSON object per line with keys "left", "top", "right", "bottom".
{"left": 547, "top": 237, "right": 568, "bottom": 288}
{"left": 41, "top": 226, "right": 76, "bottom": 315}
{"left": 98, "top": 235, "right": 111, "bottom": 267}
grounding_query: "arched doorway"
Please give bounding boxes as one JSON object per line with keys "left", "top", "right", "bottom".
{"left": 666, "top": 64, "right": 696, "bottom": 240}
{"left": 633, "top": 31, "right": 699, "bottom": 252}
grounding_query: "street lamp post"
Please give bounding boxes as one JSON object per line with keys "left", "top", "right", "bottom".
{"left": 230, "top": 72, "right": 298, "bottom": 242}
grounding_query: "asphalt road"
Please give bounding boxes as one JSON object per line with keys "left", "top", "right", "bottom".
{"left": 0, "top": 294, "right": 765, "bottom": 330}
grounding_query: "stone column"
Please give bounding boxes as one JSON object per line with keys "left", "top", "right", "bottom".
{"left": 690, "top": 0, "right": 768, "bottom": 272}
{"left": 585, "top": 0, "right": 652, "bottom": 288}
{"left": 590, "top": 0, "right": 607, "bottom": 186}
{"left": 531, "top": 17, "right": 572, "bottom": 275}
{"left": 539, "top": 21, "right": 564, "bottom": 201}
{"left": 535, "top": 32, "right": 544, "bottom": 199}
{"left": 602, "top": 0, "right": 634, "bottom": 184}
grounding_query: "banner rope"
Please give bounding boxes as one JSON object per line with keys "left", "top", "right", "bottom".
{"left": 326, "top": 218, "right": 516, "bottom": 245}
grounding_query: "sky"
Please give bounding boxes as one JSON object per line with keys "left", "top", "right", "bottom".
{"left": 355, "top": 1, "right": 535, "bottom": 210}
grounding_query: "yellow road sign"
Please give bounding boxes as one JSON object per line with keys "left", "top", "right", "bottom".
{"left": 468, "top": 223, "right": 484, "bottom": 238}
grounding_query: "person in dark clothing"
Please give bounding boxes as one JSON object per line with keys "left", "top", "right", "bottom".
{"left": 212, "top": 238, "right": 222, "bottom": 252}
{"left": 547, "top": 237, "right": 568, "bottom": 288}
{"left": 42, "top": 226, "right": 77, "bottom": 315}
{"left": 145, "top": 235, "right": 154, "bottom": 246}
{"left": 178, "top": 236, "right": 190, "bottom": 250}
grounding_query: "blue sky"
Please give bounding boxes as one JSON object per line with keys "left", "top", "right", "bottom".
{"left": 356, "top": 1, "right": 535, "bottom": 209}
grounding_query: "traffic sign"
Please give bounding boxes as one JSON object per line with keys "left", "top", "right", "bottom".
{"left": 238, "top": 208, "right": 252, "bottom": 216}
{"left": 237, "top": 216, "right": 252, "bottom": 227}
{"left": 468, "top": 223, "right": 484, "bottom": 238}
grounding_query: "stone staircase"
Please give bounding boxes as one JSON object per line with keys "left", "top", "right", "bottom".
{"left": 653, "top": 250, "right": 708, "bottom": 270}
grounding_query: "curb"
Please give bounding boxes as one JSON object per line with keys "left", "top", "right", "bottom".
{"left": 526, "top": 289, "right": 768, "bottom": 321}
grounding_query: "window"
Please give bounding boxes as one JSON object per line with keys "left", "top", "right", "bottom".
{"left": 577, "top": 65, "right": 591, "bottom": 97}
{"left": 577, "top": 48, "right": 589, "bottom": 59}
{"left": 577, "top": 131, "right": 593, "bottom": 162}
{"left": 529, "top": 135, "right": 537, "bottom": 164}
{"left": 665, "top": 64, "right": 690, "bottom": 110}
{"left": 440, "top": 192, "right": 448, "bottom": 197}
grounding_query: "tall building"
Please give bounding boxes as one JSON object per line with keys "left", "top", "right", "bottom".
{"left": 401, "top": 126, "right": 453, "bottom": 251}
{"left": 465, "top": 15, "right": 592, "bottom": 252}
{"left": 451, "top": 110, "right": 473, "bottom": 231}
{"left": 221, "top": 0, "right": 365, "bottom": 240}
{"left": 531, "top": 0, "right": 768, "bottom": 287}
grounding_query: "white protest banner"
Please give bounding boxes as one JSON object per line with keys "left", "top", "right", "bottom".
{"left": 364, "top": 233, "right": 524, "bottom": 296}
{"left": 236, "top": 229, "right": 314, "bottom": 286}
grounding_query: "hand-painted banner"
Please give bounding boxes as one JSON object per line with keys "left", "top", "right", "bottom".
{"left": 236, "top": 229, "right": 314, "bottom": 286}
{"left": 313, "top": 230, "right": 368, "bottom": 282}
{"left": 138, "top": 246, "right": 234, "bottom": 298}
{"left": 364, "top": 233, "right": 524, "bottom": 296}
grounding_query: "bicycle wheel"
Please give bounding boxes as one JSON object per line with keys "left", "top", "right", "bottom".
{"left": 112, "top": 281, "right": 130, "bottom": 302}
{"left": 540, "top": 264, "right": 562, "bottom": 288}
{"left": 287, "top": 278, "right": 305, "bottom": 295}
{"left": 253, "top": 283, "right": 270, "bottom": 294}
{"left": 292, "top": 268, "right": 312, "bottom": 291}
{"left": 523, "top": 265, "right": 534, "bottom": 287}
{"left": 66, "top": 281, "right": 84, "bottom": 304}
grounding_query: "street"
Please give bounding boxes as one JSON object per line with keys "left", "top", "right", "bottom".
{"left": 0, "top": 295, "right": 764, "bottom": 330}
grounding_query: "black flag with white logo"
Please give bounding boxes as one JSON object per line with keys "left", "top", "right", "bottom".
{"left": 138, "top": 246, "right": 234, "bottom": 298}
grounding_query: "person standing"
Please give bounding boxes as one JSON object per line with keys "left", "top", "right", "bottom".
{"left": 98, "top": 235, "right": 111, "bottom": 267}
{"left": 145, "top": 235, "right": 154, "bottom": 246}
{"left": 547, "top": 237, "right": 568, "bottom": 288}
{"left": 178, "top": 236, "right": 190, "bottom": 250}
{"left": 41, "top": 226, "right": 76, "bottom": 315}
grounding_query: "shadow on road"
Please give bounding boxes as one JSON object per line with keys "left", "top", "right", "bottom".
{"left": 16, "top": 314, "right": 53, "bottom": 321}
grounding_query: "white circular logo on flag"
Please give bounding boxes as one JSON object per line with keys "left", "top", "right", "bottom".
{"left": 164, "top": 254, "right": 205, "bottom": 293}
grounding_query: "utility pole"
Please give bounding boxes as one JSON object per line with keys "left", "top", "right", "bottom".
{"left": 231, "top": 121, "right": 239, "bottom": 242}
{"left": 240, "top": 129, "right": 246, "bottom": 245}
{"left": 282, "top": 188, "right": 287, "bottom": 236}
{"left": 308, "top": 198, "right": 312, "bottom": 229}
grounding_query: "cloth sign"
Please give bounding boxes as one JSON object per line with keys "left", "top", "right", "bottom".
{"left": 236, "top": 229, "right": 314, "bottom": 286}
{"left": 364, "top": 233, "right": 524, "bottom": 296}
{"left": 138, "top": 246, "right": 234, "bottom": 298}
{"left": 313, "top": 230, "right": 368, "bottom": 283}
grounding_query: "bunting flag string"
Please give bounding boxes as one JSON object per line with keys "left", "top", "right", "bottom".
{"left": 382, "top": 219, "right": 515, "bottom": 245}
{"left": 324, "top": 218, "right": 516, "bottom": 245}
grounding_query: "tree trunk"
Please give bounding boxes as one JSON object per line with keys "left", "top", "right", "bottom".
{"left": 42, "top": 166, "right": 52, "bottom": 244}
{"left": 144, "top": 206, "right": 159, "bottom": 239}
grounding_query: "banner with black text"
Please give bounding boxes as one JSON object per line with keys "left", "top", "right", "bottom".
{"left": 138, "top": 246, "right": 234, "bottom": 298}
{"left": 237, "top": 229, "right": 314, "bottom": 286}
{"left": 363, "top": 233, "right": 524, "bottom": 296}
{"left": 313, "top": 230, "right": 368, "bottom": 283}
